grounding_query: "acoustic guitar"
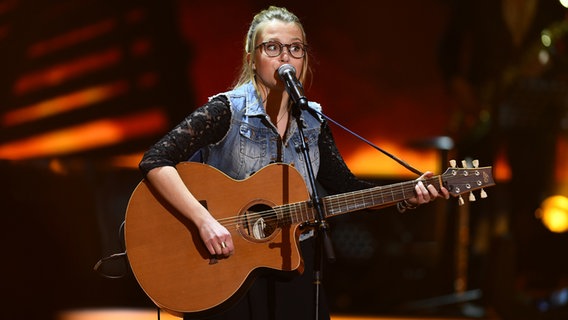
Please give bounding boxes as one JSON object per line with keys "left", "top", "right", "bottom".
{"left": 124, "top": 161, "right": 494, "bottom": 317}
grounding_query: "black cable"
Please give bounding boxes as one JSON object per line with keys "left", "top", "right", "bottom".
{"left": 312, "top": 108, "right": 424, "bottom": 176}
{"left": 93, "top": 220, "right": 128, "bottom": 279}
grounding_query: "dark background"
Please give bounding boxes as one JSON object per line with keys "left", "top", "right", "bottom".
{"left": 1, "top": 1, "right": 567, "bottom": 319}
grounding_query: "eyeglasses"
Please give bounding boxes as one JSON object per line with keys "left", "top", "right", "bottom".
{"left": 255, "top": 41, "right": 307, "bottom": 58}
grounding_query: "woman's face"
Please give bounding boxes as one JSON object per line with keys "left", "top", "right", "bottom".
{"left": 252, "top": 20, "right": 305, "bottom": 95}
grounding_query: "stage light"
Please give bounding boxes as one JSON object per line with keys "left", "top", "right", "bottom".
{"left": 541, "top": 30, "right": 552, "bottom": 47}
{"left": 536, "top": 195, "right": 568, "bottom": 233}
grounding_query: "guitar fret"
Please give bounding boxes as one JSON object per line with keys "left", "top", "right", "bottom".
{"left": 310, "top": 203, "right": 316, "bottom": 220}
{"left": 325, "top": 187, "right": 380, "bottom": 217}
{"left": 281, "top": 201, "right": 319, "bottom": 225}
{"left": 294, "top": 202, "right": 302, "bottom": 223}
{"left": 275, "top": 207, "right": 284, "bottom": 222}
{"left": 298, "top": 202, "right": 306, "bottom": 223}
{"left": 294, "top": 202, "right": 304, "bottom": 223}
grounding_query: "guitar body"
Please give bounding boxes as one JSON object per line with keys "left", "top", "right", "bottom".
{"left": 125, "top": 162, "right": 309, "bottom": 317}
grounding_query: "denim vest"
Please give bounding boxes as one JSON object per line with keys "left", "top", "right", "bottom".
{"left": 203, "top": 82, "right": 323, "bottom": 194}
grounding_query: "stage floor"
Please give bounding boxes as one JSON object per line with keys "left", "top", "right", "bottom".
{"left": 57, "top": 308, "right": 487, "bottom": 320}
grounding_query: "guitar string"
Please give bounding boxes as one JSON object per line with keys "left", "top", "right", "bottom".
{"left": 204, "top": 168, "right": 489, "bottom": 233}
{"left": 211, "top": 168, "right": 488, "bottom": 229}
{"left": 211, "top": 175, "right": 455, "bottom": 228}
{"left": 212, "top": 178, "right": 428, "bottom": 227}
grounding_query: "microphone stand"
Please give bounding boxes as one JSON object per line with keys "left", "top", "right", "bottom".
{"left": 279, "top": 63, "right": 421, "bottom": 319}
{"left": 290, "top": 99, "right": 335, "bottom": 320}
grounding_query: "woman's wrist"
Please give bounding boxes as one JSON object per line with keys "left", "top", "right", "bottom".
{"left": 396, "top": 199, "right": 418, "bottom": 213}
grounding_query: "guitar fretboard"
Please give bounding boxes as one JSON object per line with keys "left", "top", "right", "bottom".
{"left": 323, "top": 180, "right": 418, "bottom": 216}
{"left": 278, "top": 177, "right": 441, "bottom": 225}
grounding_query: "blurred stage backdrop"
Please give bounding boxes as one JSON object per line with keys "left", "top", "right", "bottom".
{"left": 1, "top": 0, "right": 567, "bottom": 319}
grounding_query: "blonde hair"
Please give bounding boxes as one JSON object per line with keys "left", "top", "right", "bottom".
{"left": 233, "top": 6, "right": 311, "bottom": 91}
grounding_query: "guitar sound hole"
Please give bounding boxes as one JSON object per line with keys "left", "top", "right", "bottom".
{"left": 239, "top": 203, "right": 279, "bottom": 240}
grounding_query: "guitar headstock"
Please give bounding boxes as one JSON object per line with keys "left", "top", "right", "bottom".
{"left": 442, "top": 159, "right": 495, "bottom": 205}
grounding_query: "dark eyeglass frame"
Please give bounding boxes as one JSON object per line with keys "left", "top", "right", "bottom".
{"left": 255, "top": 41, "right": 308, "bottom": 58}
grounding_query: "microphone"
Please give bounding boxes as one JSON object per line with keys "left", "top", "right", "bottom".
{"left": 277, "top": 64, "right": 308, "bottom": 108}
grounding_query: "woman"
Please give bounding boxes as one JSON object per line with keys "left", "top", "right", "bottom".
{"left": 139, "top": 6, "right": 449, "bottom": 320}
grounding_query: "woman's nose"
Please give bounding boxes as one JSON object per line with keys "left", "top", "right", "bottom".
{"left": 279, "top": 48, "right": 290, "bottom": 61}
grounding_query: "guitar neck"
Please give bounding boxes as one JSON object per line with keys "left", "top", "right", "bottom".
{"left": 323, "top": 178, "right": 437, "bottom": 217}
{"left": 275, "top": 164, "right": 495, "bottom": 226}
{"left": 282, "top": 176, "right": 440, "bottom": 224}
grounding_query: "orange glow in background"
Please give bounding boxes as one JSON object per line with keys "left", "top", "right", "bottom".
{"left": 2, "top": 81, "right": 129, "bottom": 126}
{"left": 346, "top": 143, "right": 439, "bottom": 178}
{"left": 13, "top": 48, "right": 122, "bottom": 95}
{"left": 0, "top": 4, "right": 160, "bottom": 167}
{"left": 0, "top": 109, "right": 167, "bottom": 160}
{"left": 27, "top": 19, "right": 116, "bottom": 58}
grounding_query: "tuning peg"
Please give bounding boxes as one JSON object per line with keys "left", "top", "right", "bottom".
{"left": 450, "top": 159, "right": 456, "bottom": 168}
{"left": 480, "top": 188, "right": 488, "bottom": 199}
{"left": 472, "top": 159, "right": 479, "bottom": 168}
{"left": 461, "top": 160, "right": 468, "bottom": 168}
{"left": 469, "top": 191, "right": 476, "bottom": 202}
{"left": 458, "top": 195, "right": 465, "bottom": 206}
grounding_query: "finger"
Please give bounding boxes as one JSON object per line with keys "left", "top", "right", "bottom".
{"left": 213, "top": 242, "right": 223, "bottom": 256}
{"left": 209, "top": 236, "right": 226, "bottom": 255}
{"left": 426, "top": 184, "right": 439, "bottom": 199}
{"left": 220, "top": 242, "right": 234, "bottom": 256}
{"left": 416, "top": 181, "right": 430, "bottom": 203}
{"left": 442, "top": 187, "right": 450, "bottom": 199}
{"left": 413, "top": 182, "right": 422, "bottom": 201}
{"left": 219, "top": 241, "right": 229, "bottom": 256}
{"left": 224, "top": 239, "right": 235, "bottom": 255}
{"left": 206, "top": 242, "right": 217, "bottom": 256}
{"left": 419, "top": 171, "right": 433, "bottom": 180}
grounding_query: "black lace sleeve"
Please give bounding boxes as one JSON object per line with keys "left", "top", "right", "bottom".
{"left": 139, "top": 96, "right": 231, "bottom": 175}
{"left": 316, "top": 122, "right": 376, "bottom": 195}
